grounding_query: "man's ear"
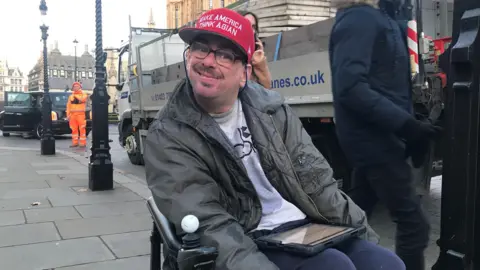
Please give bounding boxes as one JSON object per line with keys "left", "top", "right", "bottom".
{"left": 184, "top": 48, "right": 191, "bottom": 67}
{"left": 240, "top": 64, "right": 252, "bottom": 88}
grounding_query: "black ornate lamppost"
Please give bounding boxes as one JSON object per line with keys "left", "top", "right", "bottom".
{"left": 432, "top": 0, "right": 480, "bottom": 269}
{"left": 88, "top": 0, "right": 113, "bottom": 191}
{"left": 39, "top": 0, "right": 55, "bottom": 155}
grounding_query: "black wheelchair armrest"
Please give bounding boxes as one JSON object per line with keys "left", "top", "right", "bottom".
{"left": 147, "top": 197, "right": 182, "bottom": 253}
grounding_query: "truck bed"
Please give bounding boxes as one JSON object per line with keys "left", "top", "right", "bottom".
{"left": 137, "top": 17, "right": 336, "bottom": 118}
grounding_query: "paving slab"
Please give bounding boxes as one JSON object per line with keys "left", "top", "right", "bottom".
{"left": 57, "top": 174, "right": 90, "bottom": 180}
{"left": 0, "top": 174, "right": 58, "bottom": 183}
{"left": 30, "top": 161, "right": 81, "bottom": 167}
{"left": 0, "top": 171, "right": 48, "bottom": 181}
{"left": 57, "top": 255, "right": 150, "bottom": 270}
{"left": 0, "top": 210, "right": 25, "bottom": 226}
{"left": 25, "top": 206, "right": 82, "bottom": 223}
{"left": 74, "top": 200, "right": 149, "bottom": 218}
{"left": 101, "top": 230, "right": 151, "bottom": 258}
{"left": 0, "top": 222, "right": 60, "bottom": 247}
{"left": 55, "top": 213, "right": 152, "bottom": 239}
{"left": 71, "top": 183, "right": 122, "bottom": 192}
{"left": 112, "top": 173, "right": 138, "bottom": 184}
{"left": 0, "top": 197, "right": 50, "bottom": 211}
{"left": 47, "top": 177, "right": 89, "bottom": 188}
{"left": 48, "top": 188, "right": 144, "bottom": 207}
{"left": 0, "top": 187, "right": 77, "bottom": 200}
{"left": 121, "top": 182, "right": 152, "bottom": 199}
{"left": 0, "top": 181, "right": 50, "bottom": 191}
{"left": 0, "top": 237, "right": 115, "bottom": 270}
{"left": 0, "top": 164, "right": 29, "bottom": 171}
{"left": 36, "top": 169, "right": 86, "bottom": 175}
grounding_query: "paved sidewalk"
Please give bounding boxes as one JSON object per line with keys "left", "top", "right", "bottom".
{"left": 0, "top": 147, "right": 153, "bottom": 270}
{"left": 0, "top": 146, "right": 442, "bottom": 269}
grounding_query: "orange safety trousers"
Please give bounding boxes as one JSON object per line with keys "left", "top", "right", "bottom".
{"left": 69, "top": 112, "right": 87, "bottom": 146}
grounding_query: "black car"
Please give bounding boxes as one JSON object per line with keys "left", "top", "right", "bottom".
{"left": 0, "top": 91, "right": 92, "bottom": 138}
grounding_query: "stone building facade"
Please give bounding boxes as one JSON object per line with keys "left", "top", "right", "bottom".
{"left": 166, "top": 0, "right": 240, "bottom": 28}
{"left": 0, "top": 60, "right": 27, "bottom": 102}
{"left": 27, "top": 41, "right": 95, "bottom": 94}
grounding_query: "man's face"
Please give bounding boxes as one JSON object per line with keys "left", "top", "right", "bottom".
{"left": 73, "top": 85, "right": 80, "bottom": 91}
{"left": 186, "top": 35, "right": 251, "bottom": 100}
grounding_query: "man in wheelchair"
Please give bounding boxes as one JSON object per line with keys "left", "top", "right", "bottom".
{"left": 144, "top": 8, "right": 405, "bottom": 270}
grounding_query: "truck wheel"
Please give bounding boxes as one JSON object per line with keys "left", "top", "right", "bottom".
{"left": 124, "top": 124, "right": 144, "bottom": 165}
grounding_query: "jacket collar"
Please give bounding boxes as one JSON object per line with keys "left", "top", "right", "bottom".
{"left": 162, "top": 78, "right": 284, "bottom": 129}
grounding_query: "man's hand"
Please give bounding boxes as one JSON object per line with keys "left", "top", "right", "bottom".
{"left": 398, "top": 118, "right": 443, "bottom": 142}
{"left": 399, "top": 118, "right": 443, "bottom": 168}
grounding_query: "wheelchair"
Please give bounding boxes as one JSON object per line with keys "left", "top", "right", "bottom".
{"left": 146, "top": 197, "right": 219, "bottom": 270}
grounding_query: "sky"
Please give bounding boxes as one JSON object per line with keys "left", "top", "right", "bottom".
{"left": 0, "top": 0, "right": 167, "bottom": 75}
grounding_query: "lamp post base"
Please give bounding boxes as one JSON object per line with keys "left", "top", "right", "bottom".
{"left": 88, "top": 160, "right": 114, "bottom": 191}
{"left": 40, "top": 137, "right": 55, "bottom": 155}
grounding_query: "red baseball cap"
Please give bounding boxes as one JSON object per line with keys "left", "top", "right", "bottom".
{"left": 72, "top": 82, "right": 81, "bottom": 88}
{"left": 179, "top": 8, "right": 255, "bottom": 63}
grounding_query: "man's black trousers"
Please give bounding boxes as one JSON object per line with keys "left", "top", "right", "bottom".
{"left": 348, "top": 159, "right": 430, "bottom": 269}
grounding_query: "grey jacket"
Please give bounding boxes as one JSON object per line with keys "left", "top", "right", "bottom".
{"left": 144, "top": 78, "right": 379, "bottom": 270}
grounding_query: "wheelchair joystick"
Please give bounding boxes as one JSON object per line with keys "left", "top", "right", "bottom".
{"left": 181, "top": 215, "right": 201, "bottom": 249}
{"left": 177, "top": 215, "right": 218, "bottom": 270}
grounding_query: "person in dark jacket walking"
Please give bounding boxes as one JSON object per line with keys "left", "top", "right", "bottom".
{"left": 329, "top": 0, "right": 442, "bottom": 269}
{"left": 145, "top": 7, "right": 405, "bottom": 270}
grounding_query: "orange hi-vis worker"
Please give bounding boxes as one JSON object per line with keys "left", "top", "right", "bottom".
{"left": 66, "top": 82, "right": 88, "bottom": 147}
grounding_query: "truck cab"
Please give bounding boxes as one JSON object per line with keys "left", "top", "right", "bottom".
{"left": 115, "top": 20, "right": 187, "bottom": 165}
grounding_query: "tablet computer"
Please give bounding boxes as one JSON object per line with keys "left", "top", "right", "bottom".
{"left": 255, "top": 222, "right": 366, "bottom": 257}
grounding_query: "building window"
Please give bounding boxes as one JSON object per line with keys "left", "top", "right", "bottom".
{"left": 88, "top": 71, "right": 93, "bottom": 78}
{"left": 60, "top": 70, "right": 65, "bottom": 77}
{"left": 82, "top": 71, "right": 86, "bottom": 78}
{"left": 53, "top": 70, "right": 58, "bottom": 77}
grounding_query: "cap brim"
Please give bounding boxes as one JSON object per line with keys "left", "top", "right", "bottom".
{"left": 179, "top": 28, "right": 248, "bottom": 59}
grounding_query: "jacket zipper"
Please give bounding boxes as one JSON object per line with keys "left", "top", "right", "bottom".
{"left": 194, "top": 126, "right": 263, "bottom": 229}
{"left": 268, "top": 114, "right": 330, "bottom": 223}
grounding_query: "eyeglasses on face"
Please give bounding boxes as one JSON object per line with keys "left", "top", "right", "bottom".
{"left": 189, "top": 42, "right": 243, "bottom": 67}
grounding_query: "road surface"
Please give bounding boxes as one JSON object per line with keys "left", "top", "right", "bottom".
{"left": 0, "top": 125, "right": 146, "bottom": 182}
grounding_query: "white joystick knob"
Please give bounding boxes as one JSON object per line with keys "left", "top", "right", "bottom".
{"left": 181, "top": 215, "right": 199, "bottom": 233}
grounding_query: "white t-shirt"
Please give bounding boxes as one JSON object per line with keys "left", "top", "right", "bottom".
{"left": 211, "top": 99, "right": 306, "bottom": 231}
